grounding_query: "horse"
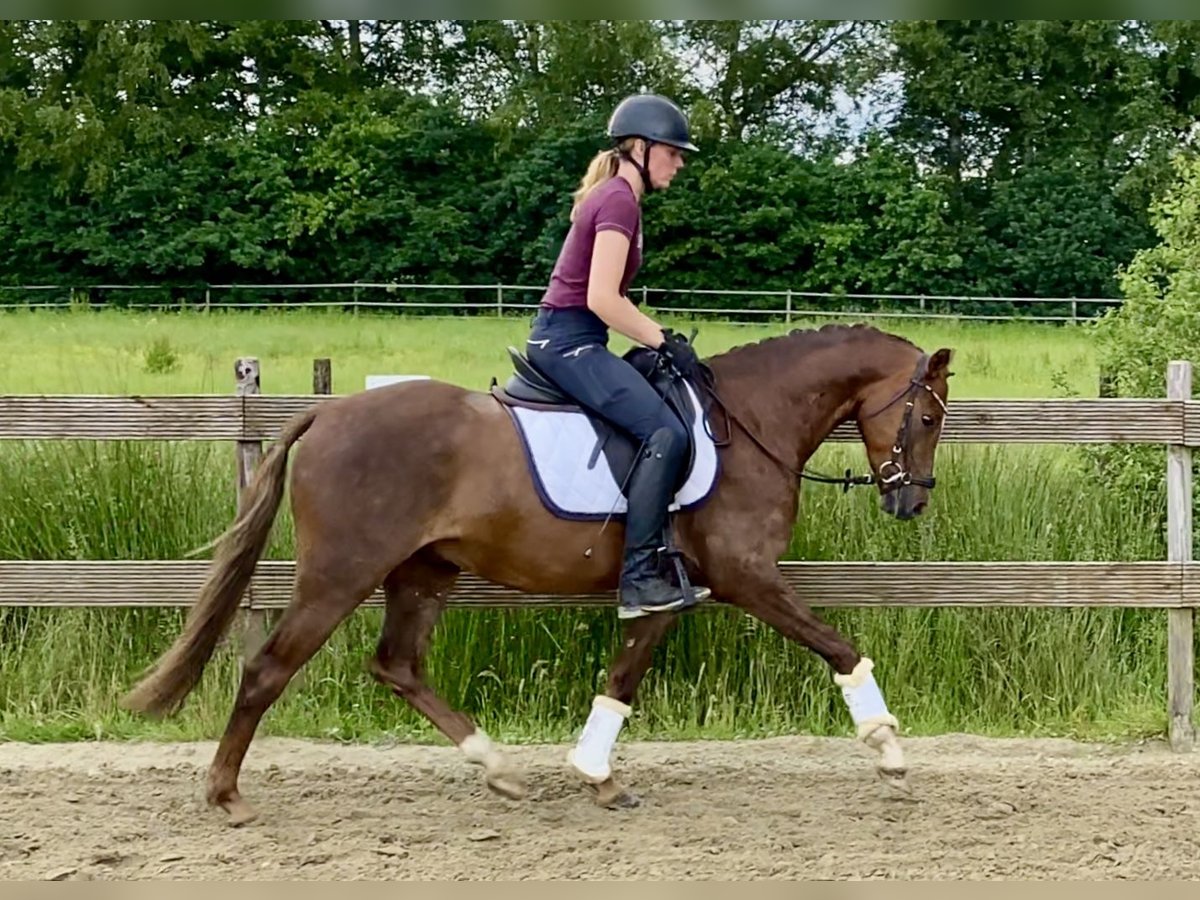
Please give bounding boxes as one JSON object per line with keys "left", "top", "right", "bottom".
{"left": 121, "top": 322, "right": 953, "bottom": 825}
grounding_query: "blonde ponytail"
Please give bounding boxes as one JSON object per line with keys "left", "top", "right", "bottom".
{"left": 570, "top": 149, "right": 619, "bottom": 220}
{"left": 570, "top": 142, "right": 635, "bottom": 221}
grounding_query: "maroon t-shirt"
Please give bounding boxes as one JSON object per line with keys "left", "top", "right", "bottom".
{"left": 541, "top": 176, "right": 642, "bottom": 310}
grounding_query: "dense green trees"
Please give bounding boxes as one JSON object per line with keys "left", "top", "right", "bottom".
{"left": 1, "top": 20, "right": 1197, "bottom": 311}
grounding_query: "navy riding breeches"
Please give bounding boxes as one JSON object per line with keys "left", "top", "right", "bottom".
{"left": 525, "top": 307, "right": 688, "bottom": 453}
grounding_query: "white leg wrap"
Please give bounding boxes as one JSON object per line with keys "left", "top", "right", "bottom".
{"left": 460, "top": 730, "right": 505, "bottom": 770}
{"left": 566, "top": 695, "right": 631, "bottom": 784}
{"left": 833, "top": 658, "right": 899, "bottom": 740}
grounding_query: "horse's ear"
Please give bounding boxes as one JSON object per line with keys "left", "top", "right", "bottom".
{"left": 925, "top": 348, "right": 954, "bottom": 380}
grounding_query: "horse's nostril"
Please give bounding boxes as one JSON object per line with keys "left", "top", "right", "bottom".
{"left": 912, "top": 500, "right": 928, "bottom": 516}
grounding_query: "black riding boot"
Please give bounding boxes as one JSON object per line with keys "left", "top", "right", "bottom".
{"left": 618, "top": 426, "right": 711, "bottom": 620}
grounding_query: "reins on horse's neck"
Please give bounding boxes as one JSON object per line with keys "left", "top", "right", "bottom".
{"left": 696, "top": 352, "right": 944, "bottom": 494}
{"left": 695, "top": 366, "right": 827, "bottom": 488}
{"left": 702, "top": 381, "right": 870, "bottom": 492}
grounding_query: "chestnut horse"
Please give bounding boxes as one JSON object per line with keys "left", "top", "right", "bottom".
{"left": 122, "top": 322, "right": 952, "bottom": 824}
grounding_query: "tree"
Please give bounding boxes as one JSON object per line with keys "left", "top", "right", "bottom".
{"left": 1094, "top": 152, "right": 1200, "bottom": 398}
{"left": 1086, "top": 151, "right": 1200, "bottom": 530}
{"left": 668, "top": 20, "right": 883, "bottom": 147}
{"left": 449, "top": 21, "right": 689, "bottom": 140}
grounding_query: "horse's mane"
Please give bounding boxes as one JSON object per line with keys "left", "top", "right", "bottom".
{"left": 708, "top": 322, "right": 920, "bottom": 372}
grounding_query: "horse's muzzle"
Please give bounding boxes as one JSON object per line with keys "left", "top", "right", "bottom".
{"left": 882, "top": 485, "right": 929, "bottom": 520}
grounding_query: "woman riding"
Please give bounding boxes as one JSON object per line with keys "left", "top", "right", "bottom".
{"left": 524, "top": 93, "right": 710, "bottom": 620}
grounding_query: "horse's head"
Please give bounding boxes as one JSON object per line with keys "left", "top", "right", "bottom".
{"left": 855, "top": 347, "right": 953, "bottom": 520}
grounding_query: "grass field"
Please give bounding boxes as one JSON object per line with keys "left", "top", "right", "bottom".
{"left": 0, "top": 308, "right": 1177, "bottom": 747}
{"left": 0, "top": 306, "right": 1098, "bottom": 398}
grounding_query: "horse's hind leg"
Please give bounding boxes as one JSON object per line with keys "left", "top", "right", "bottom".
{"left": 369, "top": 551, "right": 527, "bottom": 801}
{"left": 207, "top": 563, "right": 377, "bottom": 825}
{"left": 567, "top": 614, "right": 678, "bottom": 809}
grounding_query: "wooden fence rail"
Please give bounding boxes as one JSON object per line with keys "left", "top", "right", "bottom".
{"left": 0, "top": 395, "right": 1196, "bottom": 444}
{"left": 1, "top": 559, "right": 1198, "bottom": 608}
{"left": 0, "top": 358, "right": 1195, "bottom": 749}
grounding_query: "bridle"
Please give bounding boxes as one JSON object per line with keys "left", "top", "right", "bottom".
{"left": 693, "top": 352, "right": 948, "bottom": 496}
{"left": 850, "top": 353, "right": 947, "bottom": 493}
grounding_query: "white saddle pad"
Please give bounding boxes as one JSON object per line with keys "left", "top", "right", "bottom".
{"left": 508, "top": 381, "right": 720, "bottom": 521}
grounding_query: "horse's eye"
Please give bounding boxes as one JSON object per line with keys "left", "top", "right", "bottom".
{"left": 922, "top": 414, "right": 936, "bottom": 427}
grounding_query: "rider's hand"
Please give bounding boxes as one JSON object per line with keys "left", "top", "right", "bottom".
{"left": 657, "top": 329, "right": 701, "bottom": 379}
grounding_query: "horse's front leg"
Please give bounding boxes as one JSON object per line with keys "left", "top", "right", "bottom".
{"left": 722, "top": 569, "right": 910, "bottom": 794}
{"left": 566, "top": 614, "right": 678, "bottom": 808}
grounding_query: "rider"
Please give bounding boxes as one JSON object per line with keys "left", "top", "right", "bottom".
{"left": 525, "top": 93, "right": 711, "bottom": 620}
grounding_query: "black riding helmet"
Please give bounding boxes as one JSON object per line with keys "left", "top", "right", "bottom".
{"left": 607, "top": 93, "right": 698, "bottom": 193}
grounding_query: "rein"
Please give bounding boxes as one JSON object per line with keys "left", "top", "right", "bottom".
{"left": 685, "top": 352, "right": 946, "bottom": 495}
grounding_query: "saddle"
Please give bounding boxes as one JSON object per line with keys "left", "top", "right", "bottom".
{"left": 491, "top": 345, "right": 707, "bottom": 501}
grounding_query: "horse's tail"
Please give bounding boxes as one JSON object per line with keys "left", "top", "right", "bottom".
{"left": 120, "top": 405, "right": 320, "bottom": 719}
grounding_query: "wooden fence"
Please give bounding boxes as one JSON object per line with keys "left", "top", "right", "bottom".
{"left": 0, "top": 358, "right": 1197, "bottom": 750}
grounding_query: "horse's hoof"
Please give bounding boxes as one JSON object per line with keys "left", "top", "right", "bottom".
{"left": 213, "top": 792, "right": 259, "bottom": 827}
{"left": 486, "top": 768, "right": 528, "bottom": 801}
{"left": 588, "top": 777, "right": 641, "bottom": 809}
{"left": 878, "top": 766, "right": 913, "bottom": 798}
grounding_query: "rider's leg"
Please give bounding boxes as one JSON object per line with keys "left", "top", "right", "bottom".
{"left": 616, "top": 422, "right": 706, "bottom": 618}
{"left": 526, "top": 317, "right": 707, "bottom": 618}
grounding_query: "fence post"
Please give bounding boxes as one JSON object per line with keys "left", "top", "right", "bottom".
{"left": 496, "top": 284, "right": 503, "bottom": 317}
{"left": 235, "top": 356, "right": 267, "bottom": 665}
{"left": 313, "top": 357, "right": 332, "bottom": 395}
{"left": 785, "top": 289, "right": 792, "bottom": 325}
{"left": 1167, "top": 359, "right": 1194, "bottom": 751}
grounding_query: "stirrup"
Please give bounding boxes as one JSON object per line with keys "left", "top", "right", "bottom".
{"left": 617, "top": 577, "right": 706, "bottom": 619}
{"left": 658, "top": 528, "right": 711, "bottom": 605}
{"left": 618, "top": 595, "right": 699, "bottom": 620}
{"left": 616, "top": 551, "right": 710, "bottom": 621}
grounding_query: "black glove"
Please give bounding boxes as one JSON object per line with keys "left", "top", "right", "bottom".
{"left": 657, "top": 328, "right": 701, "bottom": 379}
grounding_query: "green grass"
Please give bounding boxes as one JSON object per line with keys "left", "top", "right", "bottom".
{"left": 0, "top": 307, "right": 1176, "bottom": 747}
{"left": 0, "top": 305, "right": 1098, "bottom": 398}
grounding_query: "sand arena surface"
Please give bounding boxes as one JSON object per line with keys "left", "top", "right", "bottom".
{"left": 2, "top": 733, "right": 1199, "bottom": 880}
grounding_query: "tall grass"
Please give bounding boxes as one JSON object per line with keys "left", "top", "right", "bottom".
{"left": 0, "top": 308, "right": 1177, "bottom": 745}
